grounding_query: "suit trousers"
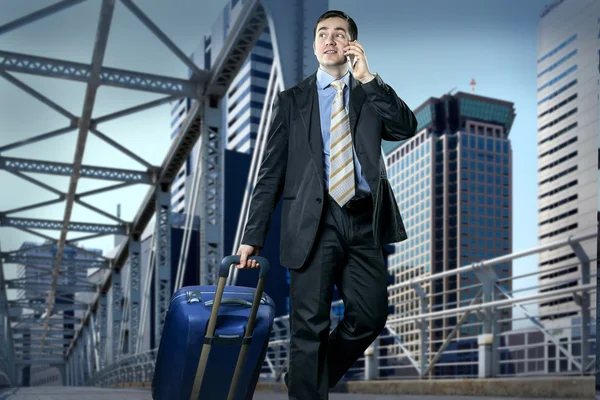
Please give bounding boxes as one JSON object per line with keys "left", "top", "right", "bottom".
{"left": 287, "top": 193, "right": 389, "bottom": 399}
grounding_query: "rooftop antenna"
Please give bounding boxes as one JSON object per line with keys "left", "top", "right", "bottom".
{"left": 470, "top": 78, "right": 477, "bottom": 93}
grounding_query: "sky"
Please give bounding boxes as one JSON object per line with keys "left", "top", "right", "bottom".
{"left": 0, "top": 0, "right": 562, "bottom": 321}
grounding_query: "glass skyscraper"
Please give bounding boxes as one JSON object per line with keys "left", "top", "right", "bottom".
{"left": 223, "top": 29, "right": 273, "bottom": 154}
{"left": 383, "top": 92, "right": 515, "bottom": 369}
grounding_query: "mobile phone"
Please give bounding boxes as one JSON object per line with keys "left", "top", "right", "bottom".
{"left": 347, "top": 40, "right": 357, "bottom": 68}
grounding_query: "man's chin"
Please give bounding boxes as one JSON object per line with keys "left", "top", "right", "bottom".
{"left": 319, "top": 59, "right": 346, "bottom": 68}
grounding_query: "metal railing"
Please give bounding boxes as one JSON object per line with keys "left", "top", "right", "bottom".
{"left": 259, "top": 231, "right": 597, "bottom": 381}
{"left": 88, "top": 231, "right": 596, "bottom": 387}
{"left": 87, "top": 349, "right": 157, "bottom": 387}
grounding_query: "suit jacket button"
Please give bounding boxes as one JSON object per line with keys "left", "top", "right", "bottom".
{"left": 316, "top": 197, "right": 322, "bottom": 203}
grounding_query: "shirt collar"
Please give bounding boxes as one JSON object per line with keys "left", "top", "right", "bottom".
{"left": 316, "top": 68, "right": 350, "bottom": 90}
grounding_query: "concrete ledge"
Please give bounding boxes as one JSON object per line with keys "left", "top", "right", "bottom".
{"left": 256, "top": 376, "right": 594, "bottom": 399}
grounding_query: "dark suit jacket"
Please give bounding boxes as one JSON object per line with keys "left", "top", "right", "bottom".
{"left": 241, "top": 72, "right": 417, "bottom": 270}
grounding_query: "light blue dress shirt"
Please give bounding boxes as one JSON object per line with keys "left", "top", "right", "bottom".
{"left": 316, "top": 68, "right": 370, "bottom": 198}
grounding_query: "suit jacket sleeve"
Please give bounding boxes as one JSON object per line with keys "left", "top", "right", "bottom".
{"left": 361, "top": 73, "right": 418, "bottom": 142}
{"left": 240, "top": 92, "right": 288, "bottom": 248}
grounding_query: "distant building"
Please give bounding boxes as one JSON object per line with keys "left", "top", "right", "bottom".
{"left": 535, "top": 0, "right": 598, "bottom": 342}
{"left": 382, "top": 92, "right": 515, "bottom": 372}
{"left": 14, "top": 241, "right": 102, "bottom": 386}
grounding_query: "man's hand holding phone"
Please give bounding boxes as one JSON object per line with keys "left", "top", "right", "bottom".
{"left": 344, "top": 40, "right": 375, "bottom": 84}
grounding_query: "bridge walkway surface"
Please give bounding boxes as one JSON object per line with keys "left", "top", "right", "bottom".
{"left": 0, "top": 387, "right": 593, "bottom": 400}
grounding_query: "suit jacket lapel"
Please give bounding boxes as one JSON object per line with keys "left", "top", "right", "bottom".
{"left": 349, "top": 74, "right": 365, "bottom": 142}
{"left": 293, "top": 73, "right": 324, "bottom": 184}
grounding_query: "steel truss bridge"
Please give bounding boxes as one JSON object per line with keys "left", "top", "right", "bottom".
{"left": 0, "top": 0, "right": 597, "bottom": 398}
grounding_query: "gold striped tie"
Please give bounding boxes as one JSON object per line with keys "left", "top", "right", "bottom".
{"left": 329, "top": 80, "right": 355, "bottom": 207}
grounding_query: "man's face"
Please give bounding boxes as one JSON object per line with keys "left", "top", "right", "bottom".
{"left": 313, "top": 17, "right": 351, "bottom": 68}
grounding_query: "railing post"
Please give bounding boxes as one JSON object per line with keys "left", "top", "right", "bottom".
{"left": 74, "top": 343, "right": 80, "bottom": 386}
{"left": 71, "top": 345, "right": 76, "bottom": 386}
{"left": 56, "top": 364, "right": 67, "bottom": 386}
{"left": 364, "top": 337, "right": 379, "bottom": 380}
{"left": 273, "top": 327, "right": 280, "bottom": 380}
{"left": 474, "top": 263, "right": 498, "bottom": 378}
{"left": 71, "top": 356, "right": 76, "bottom": 386}
{"left": 411, "top": 281, "right": 429, "bottom": 378}
{"left": 66, "top": 359, "right": 70, "bottom": 386}
{"left": 492, "top": 307, "right": 501, "bottom": 377}
{"left": 569, "top": 239, "right": 591, "bottom": 375}
{"left": 80, "top": 342, "right": 85, "bottom": 386}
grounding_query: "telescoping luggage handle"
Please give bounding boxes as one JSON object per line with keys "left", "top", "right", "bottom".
{"left": 190, "top": 255, "right": 270, "bottom": 400}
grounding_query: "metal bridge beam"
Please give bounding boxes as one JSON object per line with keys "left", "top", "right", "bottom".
{"left": 206, "top": 0, "right": 268, "bottom": 96}
{"left": 12, "top": 317, "right": 82, "bottom": 326}
{"left": 199, "top": 102, "right": 223, "bottom": 285}
{"left": 153, "top": 188, "right": 171, "bottom": 347}
{"left": 128, "top": 238, "right": 141, "bottom": 356}
{"left": 84, "top": 325, "right": 93, "bottom": 381}
{"left": 13, "top": 309, "right": 81, "bottom": 320}
{"left": 15, "top": 360, "right": 66, "bottom": 365}
{"left": 13, "top": 346, "right": 69, "bottom": 357}
{"left": 110, "top": 269, "right": 122, "bottom": 364}
{"left": 0, "top": 156, "right": 155, "bottom": 184}
{"left": 1, "top": 254, "right": 109, "bottom": 269}
{"left": 39, "top": 0, "right": 116, "bottom": 345}
{"left": 13, "top": 337, "right": 71, "bottom": 345}
{"left": 98, "top": 293, "right": 107, "bottom": 370}
{"left": 9, "top": 301, "right": 88, "bottom": 311}
{"left": 0, "top": 215, "right": 127, "bottom": 235}
{"left": 5, "top": 281, "right": 97, "bottom": 293}
{"left": 120, "top": 0, "right": 207, "bottom": 82}
{"left": 0, "top": 50, "right": 205, "bottom": 97}
{"left": 0, "top": 0, "right": 88, "bottom": 35}
{"left": 14, "top": 327, "right": 76, "bottom": 333}
{"left": 6, "top": 242, "right": 109, "bottom": 261}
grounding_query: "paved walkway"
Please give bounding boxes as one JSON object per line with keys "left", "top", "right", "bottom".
{"left": 254, "top": 393, "right": 587, "bottom": 400}
{"left": 0, "top": 386, "right": 593, "bottom": 399}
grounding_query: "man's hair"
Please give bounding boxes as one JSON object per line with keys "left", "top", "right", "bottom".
{"left": 314, "top": 10, "right": 358, "bottom": 41}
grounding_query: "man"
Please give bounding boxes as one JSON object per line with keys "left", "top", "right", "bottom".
{"left": 236, "top": 10, "right": 417, "bottom": 399}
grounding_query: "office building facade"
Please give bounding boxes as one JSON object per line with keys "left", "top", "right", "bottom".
{"left": 383, "top": 92, "right": 515, "bottom": 372}
{"left": 536, "top": 0, "right": 598, "bottom": 336}
{"left": 14, "top": 241, "right": 102, "bottom": 386}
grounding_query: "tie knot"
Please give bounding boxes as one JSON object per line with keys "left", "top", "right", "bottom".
{"left": 330, "top": 80, "right": 345, "bottom": 91}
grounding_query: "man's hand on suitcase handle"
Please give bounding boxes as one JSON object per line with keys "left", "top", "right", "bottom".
{"left": 236, "top": 244, "right": 262, "bottom": 269}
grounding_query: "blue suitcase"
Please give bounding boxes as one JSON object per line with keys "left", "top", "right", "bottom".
{"left": 152, "top": 255, "right": 275, "bottom": 400}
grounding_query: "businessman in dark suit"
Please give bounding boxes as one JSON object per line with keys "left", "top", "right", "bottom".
{"left": 236, "top": 10, "right": 417, "bottom": 399}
